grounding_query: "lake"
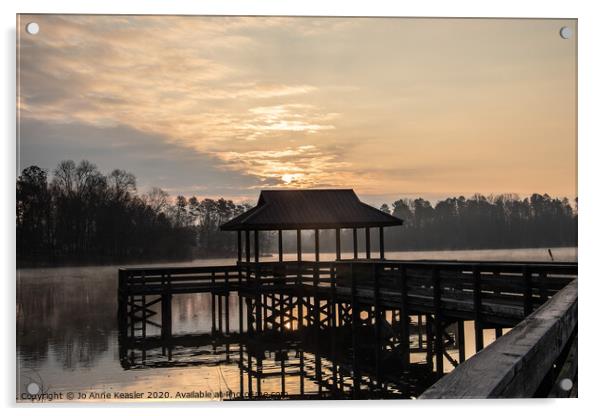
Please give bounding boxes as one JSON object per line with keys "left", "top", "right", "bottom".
{"left": 16, "top": 247, "right": 577, "bottom": 402}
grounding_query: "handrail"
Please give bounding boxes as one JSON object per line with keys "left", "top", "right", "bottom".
{"left": 418, "top": 279, "right": 577, "bottom": 399}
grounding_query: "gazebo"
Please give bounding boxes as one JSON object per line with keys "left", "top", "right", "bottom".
{"left": 220, "top": 189, "right": 403, "bottom": 263}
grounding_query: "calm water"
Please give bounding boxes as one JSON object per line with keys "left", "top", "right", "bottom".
{"left": 16, "top": 247, "right": 577, "bottom": 402}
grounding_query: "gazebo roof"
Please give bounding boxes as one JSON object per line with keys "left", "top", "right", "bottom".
{"left": 220, "top": 189, "right": 403, "bottom": 231}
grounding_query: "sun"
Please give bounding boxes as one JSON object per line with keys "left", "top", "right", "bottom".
{"left": 282, "top": 173, "right": 302, "bottom": 184}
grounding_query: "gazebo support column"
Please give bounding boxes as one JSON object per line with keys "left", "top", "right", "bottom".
{"left": 237, "top": 230, "right": 242, "bottom": 263}
{"left": 315, "top": 229, "right": 320, "bottom": 262}
{"left": 254, "top": 230, "right": 259, "bottom": 263}
{"left": 335, "top": 228, "right": 341, "bottom": 260}
{"left": 379, "top": 226, "right": 385, "bottom": 260}
{"left": 365, "top": 227, "right": 371, "bottom": 259}
{"left": 297, "top": 229, "right": 302, "bottom": 262}
{"left": 278, "top": 230, "right": 283, "bottom": 262}
{"left": 353, "top": 228, "right": 358, "bottom": 259}
{"left": 245, "top": 230, "right": 251, "bottom": 263}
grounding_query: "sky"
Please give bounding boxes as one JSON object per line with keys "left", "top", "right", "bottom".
{"left": 17, "top": 15, "right": 577, "bottom": 205}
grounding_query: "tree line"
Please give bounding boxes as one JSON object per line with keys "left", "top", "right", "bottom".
{"left": 17, "top": 160, "right": 577, "bottom": 266}
{"left": 16, "top": 161, "right": 251, "bottom": 266}
{"left": 378, "top": 193, "right": 576, "bottom": 251}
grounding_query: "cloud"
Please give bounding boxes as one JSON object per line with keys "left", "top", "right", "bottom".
{"left": 216, "top": 144, "right": 359, "bottom": 188}
{"left": 17, "top": 15, "right": 577, "bottom": 199}
{"left": 18, "top": 118, "right": 260, "bottom": 198}
{"left": 18, "top": 15, "right": 350, "bottom": 190}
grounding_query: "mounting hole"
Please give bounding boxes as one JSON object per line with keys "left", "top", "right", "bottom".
{"left": 559, "top": 26, "right": 573, "bottom": 40}
{"left": 26, "top": 382, "right": 40, "bottom": 395}
{"left": 559, "top": 378, "right": 573, "bottom": 391}
{"left": 26, "top": 22, "right": 40, "bottom": 35}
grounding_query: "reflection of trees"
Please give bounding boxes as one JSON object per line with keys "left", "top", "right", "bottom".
{"left": 17, "top": 272, "right": 115, "bottom": 369}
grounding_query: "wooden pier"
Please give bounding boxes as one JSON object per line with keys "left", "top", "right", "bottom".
{"left": 117, "top": 189, "right": 577, "bottom": 399}
{"left": 117, "top": 258, "right": 577, "bottom": 398}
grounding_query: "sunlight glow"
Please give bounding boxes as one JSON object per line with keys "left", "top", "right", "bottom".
{"left": 281, "top": 173, "right": 303, "bottom": 184}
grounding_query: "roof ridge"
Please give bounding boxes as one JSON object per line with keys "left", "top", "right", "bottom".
{"left": 261, "top": 188, "right": 355, "bottom": 192}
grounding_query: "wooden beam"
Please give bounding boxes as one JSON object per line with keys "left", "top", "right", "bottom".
{"left": 419, "top": 280, "right": 577, "bottom": 399}
{"left": 297, "top": 229, "right": 302, "bottom": 262}
{"left": 379, "top": 226, "right": 385, "bottom": 260}
{"left": 353, "top": 228, "right": 358, "bottom": 259}
{"left": 365, "top": 227, "right": 371, "bottom": 259}
{"left": 237, "top": 230, "right": 242, "bottom": 263}
{"left": 314, "top": 229, "right": 320, "bottom": 262}
{"left": 278, "top": 229, "right": 283, "bottom": 262}
{"left": 335, "top": 228, "right": 341, "bottom": 260}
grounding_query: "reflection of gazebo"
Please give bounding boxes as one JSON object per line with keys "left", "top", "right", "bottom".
{"left": 220, "top": 189, "right": 403, "bottom": 263}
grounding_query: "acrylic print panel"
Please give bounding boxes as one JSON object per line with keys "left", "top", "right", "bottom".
{"left": 16, "top": 15, "right": 577, "bottom": 402}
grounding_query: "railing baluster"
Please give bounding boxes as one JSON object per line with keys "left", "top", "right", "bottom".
{"left": 473, "top": 266, "right": 484, "bottom": 352}
{"left": 433, "top": 268, "right": 444, "bottom": 377}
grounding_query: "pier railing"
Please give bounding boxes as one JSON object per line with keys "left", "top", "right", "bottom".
{"left": 419, "top": 278, "right": 577, "bottom": 398}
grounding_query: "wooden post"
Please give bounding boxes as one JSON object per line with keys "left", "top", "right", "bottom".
{"left": 379, "top": 226, "right": 385, "bottom": 260}
{"left": 299, "top": 348, "right": 305, "bottom": 395}
{"left": 279, "top": 292, "right": 285, "bottom": 332}
{"left": 278, "top": 229, "right": 283, "bottom": 262}
{"left": 374, "top": 263, "right": 382, "bottom": 389}
{"left": 353, "top": 228, "right": 358, "bottom": 259}
{"left": 297, "top": 229, "right": 302, "bottom": 262}
{"left": 457, "top": 320, "right": 466, "bottom": 363}
{"left": 418, "top": 314, "right": 424, "bottom": 350}
{"left": 237, "top": 230, "right": 242, "bottom": 263}
{"left": 314, "top": 229, "right": 320, "bottom": 262}
{"left": 225, "top": 271, "right": 230, "bottom": 335}
{"left": 255, "top": 264, "right": 262, "bottom": 332}
{"left": 218, "top": 291, "right": 223, "bottom": 333}
{"left": 161, "top": 273, "right": 172, "bottom": 340}
{"left": 239, "top": 338, "right": 244, "bottom": 397}
{"left": 254, "top": 230, "right": 260, "bottom": 263}
{"left": 473, "top": 267, "right": 484, "bottom": 352}
{"left": 211, "top": 271, "right": 216, "bottom": 333}
{"left": 238, "top": 270, "right": 243, "bottom": 333}
{"left": 524, "top": 267, "right": 533, "bottom": 316}
{"left": 350, "top": 264, "right": 360, "bottom": 396}
{"left": 399, "top": 265, "right": 410, "bottom": 367}
{"left": 245, "top": 230, "right": 251, "bottom": 263}
{"left": 335, "top": 228, "right": 341, "bottom": 260}
{"left": 296, "top": 229, "right": 303, "bottom": 333}
{"left": 247, "top": 349, "right": 253, "bottom": 395}
{"left": 433, "top": 268, "right": 444, "bottom": 377}
{"left": 329, "top": 264, "right": 338, "bottom": 390}
{"left": 365, "top": 227, "right": 371, "bottom": 259}
{"left": 280, "top": 348, "right": 286, "bottom": 395}
{"left": 426, "top": 315, "right": 434, "bottom": 370}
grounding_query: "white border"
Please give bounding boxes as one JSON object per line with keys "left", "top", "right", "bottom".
{"left": 2, "top": 1, "right": 601, "bottom": 415}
